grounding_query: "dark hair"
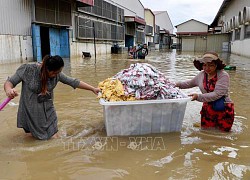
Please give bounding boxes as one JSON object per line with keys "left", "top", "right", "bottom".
{"left": 193, "top": 60, "right": 203, "bottom": 71}
{"left": 214, "top": 59, "right": 226, "bottom": 70}
{"left": 40, "top": 55, "right": 64, "bottom": 94}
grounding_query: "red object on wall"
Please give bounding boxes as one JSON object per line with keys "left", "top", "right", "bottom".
{"left": 125, "top": 16, "right": 146, "bottom": 25}
{"left": 76, "top": 0, "right": 94, "bottom": 6}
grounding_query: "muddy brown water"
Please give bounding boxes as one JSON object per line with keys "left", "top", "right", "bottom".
{"left": 0, "top": 50, "right": 249, "bottom": 179}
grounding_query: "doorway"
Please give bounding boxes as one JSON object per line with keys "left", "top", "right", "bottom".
{"left": 125, "top": 35, "right": 134, "bottom": 48}
{"left": 32, "top": 24, "right": 70, "bottom": 61}
{"left": 40, "top": 26, "right": 50, "bottom": 58}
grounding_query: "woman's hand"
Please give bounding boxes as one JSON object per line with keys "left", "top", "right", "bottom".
{"left": 6, "top": 88, "right": 18, "bottom": 99}
{"left": 189, "top": 93, "right": 198, "bottom": 101}
{"left": 92, "top": 87, "right": 101, "bottom": 95}
{"left": 4, "top": 81, "right": 18, "bottom": 99}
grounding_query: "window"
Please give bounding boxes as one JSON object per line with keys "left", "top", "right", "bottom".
{"left": 230, "top": 32, "right": 233, "bottom": 41}
{"left": 155, "top": 25, "right": 160, "bottom": 34}
{"left": 35, "top": 0, "right": 71, "bottom": 26}
{"left": 235, "top": 29, "right": 240, "bottom": 40}
{"left": 145, "top": 25, "right": 153, "bottom": 35}
{"left": 136, "top": 30, "right": 145, "bottom": 44}
{"left": 78, "top": 0, "right": 124, "bottom": 22}
{"left": 244, "top": 25, "right": 250, "bottom": 39}
{"left": 77, "top": 17, "right": 124, "bottom": 41}
{"left": 154, "top": 34, "right": 159, "bottom": 44}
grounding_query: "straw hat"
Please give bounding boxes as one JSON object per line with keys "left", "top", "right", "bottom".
{"left": 193, "top": 52, "right": 225, "bottom": 71}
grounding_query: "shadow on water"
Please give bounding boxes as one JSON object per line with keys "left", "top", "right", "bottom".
{"left": 0, "top": 50, "right": 250, "bottom": 179}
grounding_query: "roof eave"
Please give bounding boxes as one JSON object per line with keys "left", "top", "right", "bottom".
{"left": 210, "top": 0, "right": 232, "bottom": 27}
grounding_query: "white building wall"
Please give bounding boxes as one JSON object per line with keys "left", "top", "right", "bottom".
{"left": 231, "top": 37, "right": 250, "bottom": 58}
{"left": 154, "top": 11, "right": 174, "bottom": 34}
{"left": 218, "top": 0, "right": 250, "bottom": 57}
{"left": 70, "top": 41, "right": 113, "bottom": 58}
{"left": 106, "top": 0, "right": 145, "bottom": 18}
{"left": 223, "top": 0, "right": 250, "bottom": 24}
{"left": 177, "top": 20, "right": 208, "bottom": 32}
{"left": 0, "top": 35, "right": 33, "bottom": 64}
{"left": 172, "top": 37, "right": 177, "bottom": 43}
{"left": 155, "top": 44, "right": 159, "bottom": 50}
{"left": 0, "top": 0, "right": 33, "bottom": 64}
{"left": 145, "top": 36, "right": 153, "bottom": 46}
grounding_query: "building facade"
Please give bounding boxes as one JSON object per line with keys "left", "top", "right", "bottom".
{"left": 0, "top": 0, "right": 33, "bottom": 63}
{"left": 144, "top": 9, "right": 155, "bottom": 49}
{"left": 110, "top": 0, "right": 146, "bottom": 48}
{"left": 0, "top": 0, "right": 175, "bottom": 63}
{"left": 153, "top": 11, "right": 174, "bottom": 49}
{"left": 176, "top": 19, "right": 230, "bottom": 53}
{"left": 72, "top": 0, "right": 125, "bottom": 58}
{"left": 210, "top": 0, "right": 250, "bottom": 58}
{"left": 32, "top": 0, "right": 77, "bottom": 61}
{"left": 0, "top": 0, "right": 96, "bottom": 63}
{"left": 175, "top": 19, "right": 209, "bottom": 52}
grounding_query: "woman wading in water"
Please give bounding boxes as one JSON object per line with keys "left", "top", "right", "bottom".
{"left": 4, "top": 55, "right": 100, "bottom": 140}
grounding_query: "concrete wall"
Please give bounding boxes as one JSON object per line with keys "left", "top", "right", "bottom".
{"left": 177, "top": 20, "right": 208, "bottom": 32}
{"left": 154, "top": 11, "right": 174, "bottom": 34}
{"left": 0, "top": 35, "right": 33, "bottom": 64}
{"left": 70, "top": 41, "right": 113, "bottom": 58}
{"left": 145, "top": 36, "right": 154, "bottom": 47}
{"left": 231, "top": 38, "right": 250, "bottom": 58}
{"left": 155, "top": 44, "right": 160, "bottom": 50}
{"left": 172, "top": 37, "right": 177, "bottom": 43}
{"left": 207, "top": 34, "right": 230, "bottom": 52}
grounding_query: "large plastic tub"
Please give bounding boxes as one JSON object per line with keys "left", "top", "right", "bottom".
{"left": 99, "top": 93, "right": 190, "bottom": 136}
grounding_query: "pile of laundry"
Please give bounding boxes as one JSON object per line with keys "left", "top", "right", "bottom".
{"left": 98, "top": 78, "right": 136, "bottom": 101}
{"left": 98, "top": 63, "right": 184, "bottom": 101}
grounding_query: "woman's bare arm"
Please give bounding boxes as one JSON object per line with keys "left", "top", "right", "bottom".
{"left": 77, "top": 81, "right": 100, "bottom": 95}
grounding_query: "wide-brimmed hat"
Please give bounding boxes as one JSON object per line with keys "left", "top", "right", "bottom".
{"left": 193, "top": 52, "right": 225, "bottom": 71}
{"left": 196, "top": 53, "right": 219, "bottom": 63}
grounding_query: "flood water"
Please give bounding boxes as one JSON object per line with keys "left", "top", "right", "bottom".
{"left": 0, "top": 50, "right": 250, "bottom": 179}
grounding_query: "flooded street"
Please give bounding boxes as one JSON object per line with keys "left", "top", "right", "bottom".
{"left": 0, "top": 50, "right": 250, "bottom": 179}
